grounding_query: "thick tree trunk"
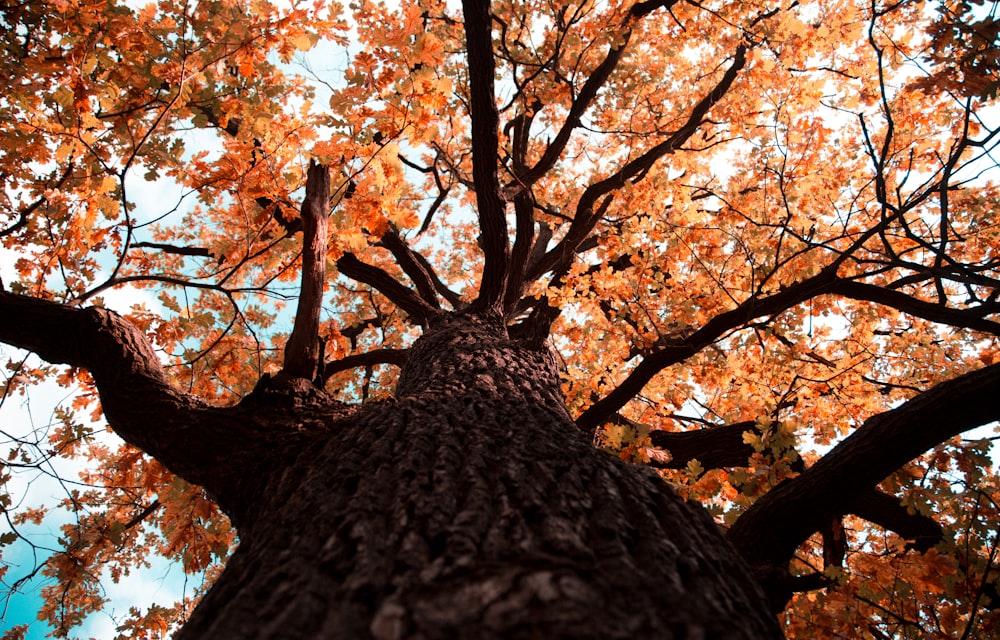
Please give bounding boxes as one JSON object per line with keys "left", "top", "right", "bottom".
{"left": 176, "top": 313, "right": 780, "bottom": 639}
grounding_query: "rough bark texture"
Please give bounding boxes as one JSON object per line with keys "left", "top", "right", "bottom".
{"left": 283, "top": 161, "right": 330, "bottom": 380}
{"left": 175, "top": 312, "right": 781, "bottom": 639}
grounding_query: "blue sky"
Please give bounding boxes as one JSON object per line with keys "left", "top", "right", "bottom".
{"left": 1, "top": 530, "right": 195, "bottom": 639}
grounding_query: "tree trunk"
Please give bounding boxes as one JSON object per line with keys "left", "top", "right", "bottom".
{"left": 175, "top": 313, "right": 780, "bottom": 639}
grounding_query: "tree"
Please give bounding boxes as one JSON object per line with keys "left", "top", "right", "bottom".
{"left": 0, "top": 0, "right": 998, "bottom": 637}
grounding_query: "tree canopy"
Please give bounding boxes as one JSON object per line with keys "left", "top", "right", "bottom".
{"left": 1, "top": 0, "right": 999, "bottom": 637}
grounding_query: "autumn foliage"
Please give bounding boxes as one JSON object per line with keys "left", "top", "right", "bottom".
{"left": 1, "top": 0, "right": 999, "bottom": 637}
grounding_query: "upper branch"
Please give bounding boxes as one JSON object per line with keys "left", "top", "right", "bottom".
{"left": 463, "top": 0, "right": 511, "bottom": 311}
{"left": 526, "top": 43, "right": 750, "bottom": 283}
{"left": 1, "top": 164, "right": 75, "bottom": 238}
{"left": 505, "top": 0, "right": 681, "bottom": 196}
{"left": 283, "top": 161, "right": 331, "bottom": 380}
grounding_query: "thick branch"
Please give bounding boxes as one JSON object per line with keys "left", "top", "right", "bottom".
{"left": 727, "top": 362, "right": 1000, "bottom": 600}
{"left": 849, "top": 489, "right": 944, "bottom": 552}
{"left": 462, "top": 0, "right": 511, "bottom": 311}
{"left": 284, "top": 161, "right": 331, "bottom": 379}
{"left": 504, "top": 191, "right": 535, "bottom": 311}
{"left": 831, "top": 280, "right": 1000, "bottom": 336}
{"left": 647, "top": 420, "right": 944, "bottom": 551}
{"left": 648, "top": 421, "right": 756, "bottom": 469}
{"left": 0, "top": 292, "right": 252, "bottom": 511}
{"left": 378, "top": 230, "right": 442, "bottom": 310}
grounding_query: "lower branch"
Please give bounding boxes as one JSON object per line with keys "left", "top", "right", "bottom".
{"left": 727, "top": 361, "right": 1000, "bottom": 609}
{"left": 850, "top": 488, "right": 944, "bottom": 552}
{"left": 320, "top": 348, "right": 409, "bottom": 384}
{"left": 0, "top": 294, "right": 217, "bottom": 495}
{"left": 0, "top": 291, "right": 320, "bottom": 523}
{"left": 648, "top": 420, "right": 755, "bottom": 469}
{"left": 645, "top": 419, "right": 945, "bottom": 552}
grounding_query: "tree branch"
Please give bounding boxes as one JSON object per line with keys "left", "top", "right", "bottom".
{"left": 577, "top": 264, "right": 1000, "bottom": 436}
{"left": 727, "top": 362, "right": 1000, "bottom": 608}
{"left": 283, "top": 161, "right": 331, "bottom": 380}
{"left": 646, "top": 419, "right": 945, "bottom": 552}
{"left": 320, "top": 348, "right": 409, "bottom": 383}
{"left": 409, "top": 249, "right": 467, "bottom": 309}
{"left": 504, "top": 190, "right": 536, "bottom": 311}
{"left": 575, "top": 265, "right": 840, "bottom": 434}
{"left": 505, "top": 0, "right": 682, "bottom": 196}
{"left": 832, "top": 280, "right": 1000, "bottom": 336}
{"left": 1, "top": 163, "right": 75, "bottom": 238}
{"left": 336, "top": 253, "right": 439, "bottom": 325}
{"left": 849, "top": 488, "right": 944, "bottom": 552}
{"left": 0, "top": 291, "right": 258, "bottom": 515}
{"left": 377, "top": 230, "right": 443, "bottom": 310}
{"left": 131, "top": 242, "right": 214, "bottom": 258}
{"left": 462, "top": 0, "right": 511, "bottom": 311}
{"left": 648, "top": 420, "right": 756, "bottom": 469}
{"left": 527, "top": 43, "right": 749, "bottom": 283}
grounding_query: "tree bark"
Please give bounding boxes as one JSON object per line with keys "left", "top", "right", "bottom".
{"left": 174, "top": 312, "right": 780, "bottom": 639}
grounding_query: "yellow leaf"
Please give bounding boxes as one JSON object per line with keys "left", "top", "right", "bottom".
{"left": 291, "top": 33, "right": 317, "bottom": 51}
{"left": 100, "top": 175, "right": 117, "bottom": 194}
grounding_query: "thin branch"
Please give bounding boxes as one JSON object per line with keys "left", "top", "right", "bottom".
{"left": 577, "top": 265, "right": 1000, "bottom": 436}
{"left": 527, "top": 43, "right": 750, "bottom": 283}
{"left": 504, "top": 0, "right": 682, "bottom": 197}
{"left": 575, "top": 265, "right": 840, "bottom": 435}
{"left": 1, "top": 163, "right": 75, "bottom": 238}
{"left": 336, "top": 253, "right": 439, "bottom": 326}
{"left": 409, "top": 249, "right": 467, "bottom": 309}
{"left": 131, "top": 242, "right": 214, "bottom": 258}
